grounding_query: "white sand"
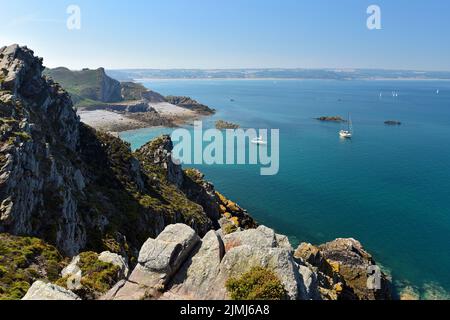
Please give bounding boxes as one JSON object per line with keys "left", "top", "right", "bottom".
{"left": 78, "top": 110, "right": 145, "bottom": 131}
{"left": 150, "top": 102, "right": 195, "bottom": 117}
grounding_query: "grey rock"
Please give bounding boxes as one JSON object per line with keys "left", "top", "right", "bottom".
{"left": 98, "top": 251, "right": 129, "bottom": 278}
{"left": 165, "top": 230, "right": 224, "bottom": 299}
{"left": 275, "top": 233, "right": 293, "bottom": 251}
{"left": 107, "top": 224, "right": 200, "bottom": 300}
{"left": 139, "top": 223, "right": 200, "bottom": 274}
{"left": 215, "top": 245, "right": 304, "bottom": 300}
{"left": 22, "top": 281, "right": 80, "bottom": 300}
{"left": 223, "top": 225, "right": 277, "bottom": 251}
{"left": 61, "top": 255, "right": 81, "bottom": 277}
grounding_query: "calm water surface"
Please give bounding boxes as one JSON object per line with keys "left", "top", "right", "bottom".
{"left": 121, "top": 79, "right": 450, "bottom": 299}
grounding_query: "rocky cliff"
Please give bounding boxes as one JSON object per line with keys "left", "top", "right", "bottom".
{"left": 0, "top": 45, "right": 249, "bottom": 258}
{"left": 1, "top": 44, "right": 391, "bottom": 301}
{"left": 44, "top": 67, "right": 122, "bottom": 105}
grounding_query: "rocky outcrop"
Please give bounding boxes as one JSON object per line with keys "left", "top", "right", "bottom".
{"left": 384, "top": 120, "right": 401, "bottom": 125}
{"left": 103, "top": 224, "right": 390, "bottom": 300}
{"left": 0, "top": 45, "right": 84, "bottom": 255}
{"left": 136, "top": 135, "right": 184, "bottom": 188}
{"left": 316, "top": 116, "right": 345, "bottom": 122}
{"left": 141, "top": 90, "right": 166, "bottom": 103}
{"left": 22, "top": 281, "right": 80, "bottom": 300}
{"left": 102, "top": 100, "right": 154, "bottom": 113}
{"left": 215, "top": 120, "right": 240, "bottom": 130}
{"left": 105, "top": 224, "right": 200, "bottom": 300}
{"left": 0, "top": 45, "right": 236, "bottom": 257}
{"left": 166, "top": 230, "right": 224, "bottom": 300}
{"left": 318, "top": 238, "right": 391, "bottom": 300}
{"left": 165, "top": 96, "right": 215, "bottom": 115}
{"left": 294, "top": 239, "right": 391, "bottom": 300}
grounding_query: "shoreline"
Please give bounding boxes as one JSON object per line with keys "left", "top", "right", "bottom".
{"left": 78, "top": 103, "right": 207, "bottom": 133}
{"left": 133, "top": 77, "right": 450, "bottom": 82}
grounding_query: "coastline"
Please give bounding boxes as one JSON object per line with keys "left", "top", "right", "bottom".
{"left": 133, "top": 77, "right": 450, "bottom": 82}
{"left": 78, "top": 101, "right": 206, "bottom": 133}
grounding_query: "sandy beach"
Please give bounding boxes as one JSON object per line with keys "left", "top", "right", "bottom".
{"left": 149, "top": 102, "right": 196, "bottom": 117}
{"left": 78, "top": 110, "right": 148, "bottom": 132}
{"left": 78, "top": 102, "right": 200, "bottom": 132}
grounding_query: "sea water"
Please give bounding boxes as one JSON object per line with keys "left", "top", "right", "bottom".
{"left": 120, "top": 79, "right": 450, "bottom": 299}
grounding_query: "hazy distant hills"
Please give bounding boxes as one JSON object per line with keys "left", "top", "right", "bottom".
{"left": 107, "top": 68, "right": 450, "bottom": 81}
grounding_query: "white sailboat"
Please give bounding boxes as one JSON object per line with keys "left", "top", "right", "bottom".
{"left": 339, "top": 114, "right": 353, "bottom": 139}
{"left": 436, "top": 89, "right": 440, "bottom": 94}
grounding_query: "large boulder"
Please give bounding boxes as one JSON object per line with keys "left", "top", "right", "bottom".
{"left": 164, "top": 225, "right": 311, "bottom": 300}
{"left": 22, "top": 281, "right": 80, "bottom": 300}
{"left": 105, "top": 224, "right": 200, "bottom": 300}
{"left": 164, "top": 230, "right": 224, "bottom": 299}
{"left": 103, "top": 224, "right": 391, "bottom": 301}
{"left": 215, "top": 245, "right": 306, "bottom": 300}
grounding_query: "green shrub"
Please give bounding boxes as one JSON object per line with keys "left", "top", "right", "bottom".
{"left": 225, "top": 267, "right": 287, "bottom": 300}
{"left": 56, "top": 251, "right": 120, "bottom": 300}
{"left": 0, "top": 234, "right": 63, "bottom": 300}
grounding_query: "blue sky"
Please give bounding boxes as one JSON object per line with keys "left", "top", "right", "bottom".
{"left": 0, "top": 0, "right": 449, "bottom": 70}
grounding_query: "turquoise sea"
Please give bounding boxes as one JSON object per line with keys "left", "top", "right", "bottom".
{"left": 120, "top": 79, "right": 450, "bottom": 299}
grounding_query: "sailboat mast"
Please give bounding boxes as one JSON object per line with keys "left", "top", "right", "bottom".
{"left": 348, "top": 113, "right": 352, "bottom": 133}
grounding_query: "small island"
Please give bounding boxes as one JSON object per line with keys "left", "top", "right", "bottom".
{"left": 215, "top": 120, "right": 240, "bottom": 129}
{"left": 316, "top": 116, "right": 346, "bottom": 122}
{"left": 384, "top": 120, "right": 402, "bottom": 126}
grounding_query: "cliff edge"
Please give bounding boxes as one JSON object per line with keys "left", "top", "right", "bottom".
{"left": 0, "top": 45, "right": 391, "bottom": 300}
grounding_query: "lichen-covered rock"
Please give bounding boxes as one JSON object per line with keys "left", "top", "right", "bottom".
{"left": 318, "top": 238, "right": 391, "bottom": 300}
{"left": 295, "top": 239, "right": 392, "bottom": 300}
{"left": 98, "top": 251, "right": 129, "bottom": 278}
{"left": 22, "top": 281, "right": 80, "bottom": 300}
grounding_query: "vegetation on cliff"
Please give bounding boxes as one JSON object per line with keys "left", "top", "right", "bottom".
{"left": 1, "top": 45, "right": 393, "bottom": 301}
{"left": 225, "top": 267, "right": 287, "bottom": 300}
{"left": 0, "top": 234, "right": 63, "bottom": 300}
{"left": 0, "top": 45, "right": 232, "bottom": 259}
{"left": 44, "top": 67, "right": 122, "bottom": 107}
{"left": 56, "top": 252, "right": 120, "bottom": 300}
